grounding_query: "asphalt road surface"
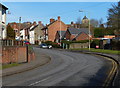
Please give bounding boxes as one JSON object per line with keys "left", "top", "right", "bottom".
{"left": 2, "top": 47, "right": 112, "bottom": 86}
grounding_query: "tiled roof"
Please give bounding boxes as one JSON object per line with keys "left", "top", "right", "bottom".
{"left": 57, "top": 31, "right": 66, "bottom": 37}
{"left": 30, "top": 25, "right": 38, "bottom": 31}
{"left": 9, "top": 22, "right": 32, "bottom": 31}
{"left": 41, "top": 20, "right": 57, "bottom": 30}
{"left": 68, "top": 28, "right": 90, "bottom": 35}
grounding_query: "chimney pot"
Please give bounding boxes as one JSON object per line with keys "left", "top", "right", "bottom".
{"left": 58, "top": 16, "right": 60, "bottom": 21}
{"left": 50, "top": 18, "right": 55, "bottom": 23}
{"left": 38, "top": 21, "right": 42, "bottom": 24}
{"left": 33, "top": 21, "right": 36, "bottom": 26}
{"left": 71, "top": 21, "right": 74, "bottom": 24}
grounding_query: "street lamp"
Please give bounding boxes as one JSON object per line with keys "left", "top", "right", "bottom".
{"left": 79, "top": 10, "right": 91, "bottom": 51}
{"left": 59, "top": 17, "right": 62, "bottom": 47}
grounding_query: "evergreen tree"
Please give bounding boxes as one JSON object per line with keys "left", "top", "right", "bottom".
{"left": 7, "top": 24, "right": 15, "bottom": 39}
{"left": 107, "top": 1, "right": 120, "bottom": 31}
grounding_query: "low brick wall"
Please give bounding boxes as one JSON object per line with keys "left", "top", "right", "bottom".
{"left": 1, "top": 46, "right": 35, "bottom": 64}
{"left": 28, "top": 51, "right": 35, "bottom": 62}
{"left": 69, "top": 43, "right": 89, "bottom": 49}
{"left": 1, "top": 46, "right": 27, "bottom": 64}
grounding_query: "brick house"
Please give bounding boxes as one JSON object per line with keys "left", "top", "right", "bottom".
{"left": 55, "top": 31, "right": 66, "bottom": 43}
{"left": 67, "top": 22, "right": 81, "bottom": 29}
{"left": 73, "top": 32, "right": 89, "bottom": 41}
{"left": 64, "top": 28, "right": 92, "bottom": 41}
{"left": 9, "top": 22, "right": 32, "bottom": 40}
{"left": 42, "top": 16, "right": 67, "bottom": 42}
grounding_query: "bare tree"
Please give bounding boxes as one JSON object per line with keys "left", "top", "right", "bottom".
{"left": 90, "top": 19, "right": 99, "bottom": 27}
{"left": 99, "top": 18, "right": 103, "bottom": 26}
{"left": 76, "top": 17, "right": 81, "bottom": 24}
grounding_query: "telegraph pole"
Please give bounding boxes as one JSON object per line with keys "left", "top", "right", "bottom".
{"left": 79, "top": 10, "right": 91, "bottom": 51}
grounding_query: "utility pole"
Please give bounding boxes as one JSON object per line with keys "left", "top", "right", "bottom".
{"left": 19, "top": 17, "right": 21, "bottom": 40}
{"left": 59, "top": 16, "right": 62, "bottom": 47}
{"left": 79, "top": 10, "right": 91, "bottom": 51}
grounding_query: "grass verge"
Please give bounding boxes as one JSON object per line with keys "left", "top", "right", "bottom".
{"left": 0, "top": 63, "right": 20, "bottom": 70}
{"left": 70, "top": 48, "right": 120, "bottom": 55}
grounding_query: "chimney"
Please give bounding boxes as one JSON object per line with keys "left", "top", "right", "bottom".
{"left": 38, "top": 21, "right": 42, "bottom": 24}
{"left": 50, "top": 18, "right": 55, "bottom": 23}
{"left": 58, "top": 16, "right": 60, "bottom": 21}
{"left": 33, "top": 21, "right": 36, "bottom": 26}
{"left": 13, "top": 22, "right": 17, "bottom": 29}
{"left": 71, "top": 21, "right": 74, "bottom": 25}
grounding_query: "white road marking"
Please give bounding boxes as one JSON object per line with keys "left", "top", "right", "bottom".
{"left": 28, "top": 76, "right": 51, "bottom": 86}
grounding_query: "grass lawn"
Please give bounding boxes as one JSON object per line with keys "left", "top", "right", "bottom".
{"left": 0, "top": 63, "right": 20, "bottom": 70}
{"left": 70, "top": 48, "right": 120, "bottom": 55}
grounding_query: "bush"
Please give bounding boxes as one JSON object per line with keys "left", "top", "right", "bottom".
{"left": 111, "top": 41, "right": 120, "bottom": 50}
{"left": 90, "top": 39, "right": 100, "bottom": 48}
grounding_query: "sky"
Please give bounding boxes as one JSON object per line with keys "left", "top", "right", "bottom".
{"left": 2, "top": 2, "right": 118, "bottom": 25}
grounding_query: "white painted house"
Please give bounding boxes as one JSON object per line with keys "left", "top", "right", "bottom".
{"left": 0, "top": 3, "right": 8, "bottom": 39}
{"left": 29, "top": 22, "right": 44, "bottom": 44}
{"left": 19, "top": 29, "right": 25, "bottom": 40}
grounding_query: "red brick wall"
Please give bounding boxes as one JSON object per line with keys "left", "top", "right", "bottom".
{"left": 1, "top": 46, "right": 27, "bottom": 64}
{"left": 70, "top": 35, "right": 77, "bottom": 40}
{"left": 76, "top": 32, "right": 89, "bottom": 41}
{"left": 48, "top": 21, "right": 67, "bottom": 42}
{"left": 55, "top": 32, "right": 60, "bottom": 41}
{"left": 65, "top": 31, "right": 71, "bottom": 40}
{"left": 1, "top": 46, "right": 35, "bottom": 64}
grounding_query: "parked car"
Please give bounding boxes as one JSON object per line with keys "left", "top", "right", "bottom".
{"left": 24, "top": 41, "right": 30, "bottom": 45}
{"left": 48, "top": 45, "right": 52, "bottom": 49}
{"left": 39, "top": 43, "right": 52, "bottom": 49}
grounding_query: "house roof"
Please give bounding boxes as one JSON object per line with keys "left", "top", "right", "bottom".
{"left": 0, "top": 3, "right": 8, "bottom": 10}
{"left": 20, "top": 24, "right": 32, "bottom": 31}
{"left": 67, "top": 28, "right": 90, "bottom": 35}
{"left": 41, "top": 20, "right": 57, "bottom": 30}
{"left": 30, "top": 25, "right": 38, "bottom": 31}
{"left": 9, "top": 22, "right": 32, "bottom": 31}
{"left": 74, "top": 32, "right": 88, "bottom": 40}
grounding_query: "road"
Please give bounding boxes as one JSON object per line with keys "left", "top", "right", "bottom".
{"left": 2, "top": 47, "right": 112, "bottom": 86}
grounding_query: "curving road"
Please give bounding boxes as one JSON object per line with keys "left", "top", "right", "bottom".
{"left": 2, "top": 47, "right": 112, "bottom": 86}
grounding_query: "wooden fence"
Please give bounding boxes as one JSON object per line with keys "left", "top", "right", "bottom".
{"left": 1, "top": 39, "right": 25, "bottom": 46}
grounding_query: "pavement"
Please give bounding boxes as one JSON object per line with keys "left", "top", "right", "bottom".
{"left": 1, "top": 47, "right": 51, "bottom": 77}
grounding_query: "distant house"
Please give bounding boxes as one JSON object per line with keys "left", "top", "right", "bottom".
{"left": 67, "top": 16, "right": 89, "bottom": 29}
{"left": 104, "top": 35, "right": 115, "bottom": 39}
{"left": 67, "top": 22, "right": 81, "bottom": 29}
{"left": 55, "top": 31, "right": 66, "bottom": 43}
{"left": 19, "top": 23, "right": 32, "bottom": 40}
{"left": 42, "top": 16, "right": 67, "bottom": 42}
{"left": 29, "top": 21, "right": 44, "bottom": 44}
{"left": 0, "top": 3, "right": 8, "bottom": 39}
{"left": 9, "top": 22, "right": 32, "bottom": 40}
{"left": 64, "top": 28, "right": 92, "bottom": 41}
